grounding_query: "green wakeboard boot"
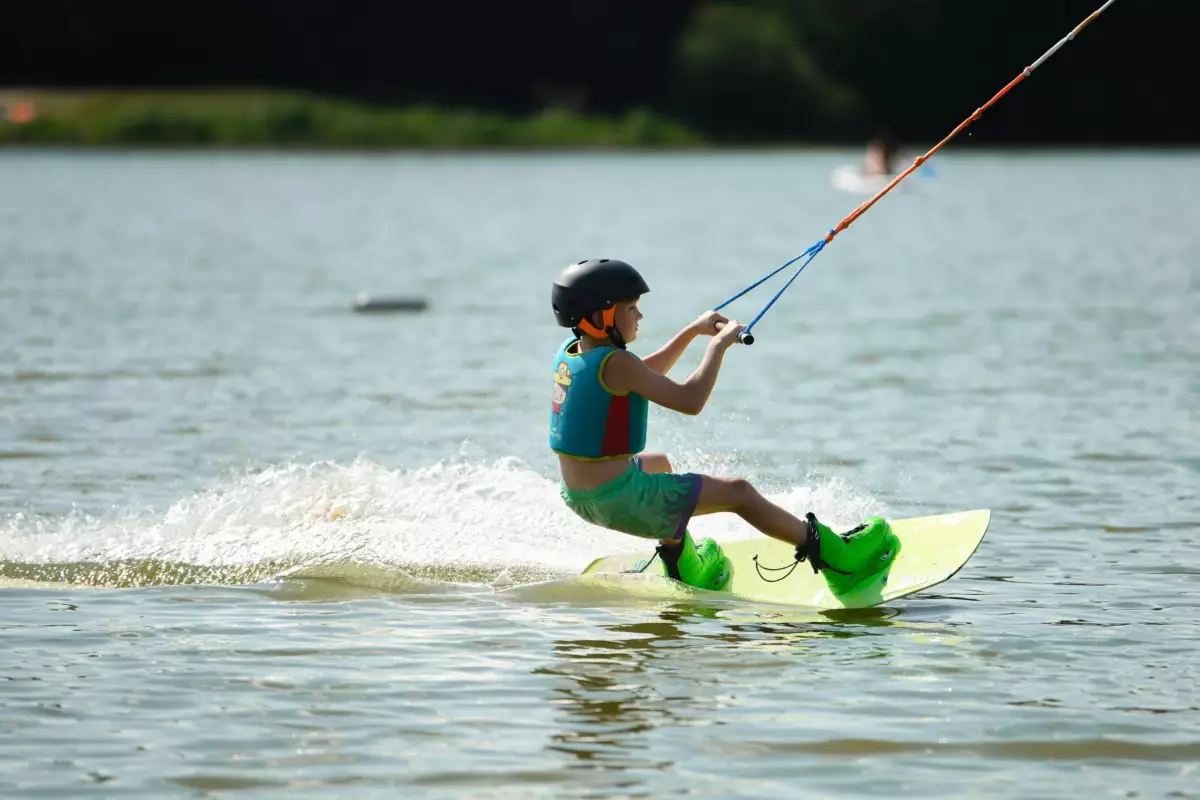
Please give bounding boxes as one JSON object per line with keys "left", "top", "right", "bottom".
{"left": 632, "top": 531, "right": 731, "bottom": 591}
{"left": 797, "top": 512, "right": 900, "bottom": 596}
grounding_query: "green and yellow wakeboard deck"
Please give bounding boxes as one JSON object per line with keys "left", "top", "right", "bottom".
{"left": 581, "top": 509, "right": 990, "bottom": 610}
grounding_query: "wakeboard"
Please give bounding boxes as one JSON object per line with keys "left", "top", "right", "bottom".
{"left": 581, "top": 509, "right": 990, "bottom": 610}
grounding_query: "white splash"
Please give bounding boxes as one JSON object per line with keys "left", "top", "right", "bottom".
{"left": 0, "top": 457, "right": 886, "bottom": 582}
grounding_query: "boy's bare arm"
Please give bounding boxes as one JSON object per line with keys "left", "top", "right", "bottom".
{"left": 604, "top": 322, "right": 744, "bottom": 416}
{"left": 642, "top": 311, "right": 728, "bottom": 375}
{"left": 641, "top": 326, "right": 697, "bottom": 376}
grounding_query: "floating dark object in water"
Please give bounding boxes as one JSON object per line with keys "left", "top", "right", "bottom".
{"left": 353, "top": 293, "right": 429, "bottom": 313}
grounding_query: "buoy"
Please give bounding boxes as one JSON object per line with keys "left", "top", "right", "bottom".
{"left": 352, "top": 293, "right": 429, "bottom": 313}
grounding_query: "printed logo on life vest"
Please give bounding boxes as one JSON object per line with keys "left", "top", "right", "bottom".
{"left": 550, "top": 361, "right": 573, "bottom": 434}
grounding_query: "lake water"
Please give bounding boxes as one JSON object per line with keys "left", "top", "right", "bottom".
{"left": 1, "top": 149, "right": 1198, "bottom": 798}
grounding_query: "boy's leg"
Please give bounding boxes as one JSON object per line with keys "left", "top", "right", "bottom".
{"left": 691, "top": 474, "right": 899, "bottom": 590}
{"left": 693, "top": 475, "right": 810, "bottom": 548}
{"left": 633, "top": 453, "right": 680, "bottom": 546}
{"left": 635, "top": 453, "right": 673, "bottom": 475}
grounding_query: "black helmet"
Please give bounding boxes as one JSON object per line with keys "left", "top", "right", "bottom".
{"left": 551, "top": 258, "right": 649, "bottom": 329}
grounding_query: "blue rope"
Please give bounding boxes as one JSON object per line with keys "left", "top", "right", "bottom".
{"left": 713, "top": 230, "right": 833, "bottom": 338}
{"left": 712, "top": 244, "right": 819, "bottom": 312}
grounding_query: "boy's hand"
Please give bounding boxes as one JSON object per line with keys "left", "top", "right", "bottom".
{"left": 713, "top": 320, "right": 746, "bottom": 348}
{"left": 690, "top": 310, "right": 729, "bottom": 336}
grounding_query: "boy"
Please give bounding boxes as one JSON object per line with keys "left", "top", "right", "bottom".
{"left": 549, "top": 258, "right": 896, "bottom": 592}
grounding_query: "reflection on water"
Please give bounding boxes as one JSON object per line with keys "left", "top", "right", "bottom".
{"left": 534, "top": 604, "right": 958, "bottom": 780}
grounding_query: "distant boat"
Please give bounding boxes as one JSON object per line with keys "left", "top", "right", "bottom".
{"left": 830, "top": 160, "right": 937, "bottom": 196}
{"left": 830, "top": 164, "right": 896, "bottom": 195}
{"left": 352, "top": 293, "right": 429, "bottom": 313}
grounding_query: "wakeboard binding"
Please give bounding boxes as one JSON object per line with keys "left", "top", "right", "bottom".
{"left": 797, "top": 512, "right": 900, "bottom": 595}
{"left": 632, "top": 531, "right": 731, "bottom": 591}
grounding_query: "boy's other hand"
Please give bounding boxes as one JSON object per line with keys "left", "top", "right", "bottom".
{"left": 690, "top": 310, "right": 729, "bottom": 336}
{"left": 713, "top": 320, "right": 746, "bottom": 348}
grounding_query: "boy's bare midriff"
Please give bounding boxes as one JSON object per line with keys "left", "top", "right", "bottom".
{"left": 557, "top": 454, "right": 631, "bottom": 491}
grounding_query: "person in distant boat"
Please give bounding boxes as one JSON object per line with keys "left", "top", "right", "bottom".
{"left": 547, "top": 258, "right": 896, "bottom": 591}
{"left": 864, "top": 131, "right": 898, "bottom": 176}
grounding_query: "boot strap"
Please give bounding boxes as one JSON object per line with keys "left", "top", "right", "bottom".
{"left": 656, "top": 541, "right": 684, "bottom": 581}
{"left": 795, "top": 512, "right": 852, "bottom": 575}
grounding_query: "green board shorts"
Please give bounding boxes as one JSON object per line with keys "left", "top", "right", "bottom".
{"left": 560, "top": 456, "right": 703, "bottom": 541}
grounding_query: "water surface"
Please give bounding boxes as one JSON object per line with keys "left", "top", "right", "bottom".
{"left": 1, "top": 149, "right": 1198, "bottom": 797}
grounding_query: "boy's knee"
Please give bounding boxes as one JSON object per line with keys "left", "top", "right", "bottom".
{"left": 697, "top": 474, "right": 758, "bottom": 511}
{"left": 729, "top": 477, "right": 755, "bottom": 505}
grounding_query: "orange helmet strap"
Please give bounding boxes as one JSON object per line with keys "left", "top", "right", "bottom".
{"left": 576, "top": 307, "right": 623, "bottom": 348}
{"left": 577, "top": 307, "right": 613, "bottom": 338}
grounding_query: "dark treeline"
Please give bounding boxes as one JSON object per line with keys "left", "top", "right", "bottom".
{"left": 4, "top": 0, "right": 1196, "bottom": 144}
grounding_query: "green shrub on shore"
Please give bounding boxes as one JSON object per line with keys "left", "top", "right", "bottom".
{"left": 0, "top": 90, "right": 703, "bottom": 148}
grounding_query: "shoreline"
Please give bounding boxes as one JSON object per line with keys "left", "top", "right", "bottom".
{"left": 3, "top": 143, "right": 1197, "bottom": 156}
{"left": 4, "top": 90, "right": 1197, "bottom": 152}
{"left": 0, "top": 89, "right": 701, "bottom": 149}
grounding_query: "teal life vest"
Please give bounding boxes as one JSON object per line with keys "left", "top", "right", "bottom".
{"left": 549, "top": 337, "right": 648, "bottom": 460}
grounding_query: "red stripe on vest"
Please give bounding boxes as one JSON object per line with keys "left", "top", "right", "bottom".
{"left": 600, "top": 393, "right": 631, "bottom": 457}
